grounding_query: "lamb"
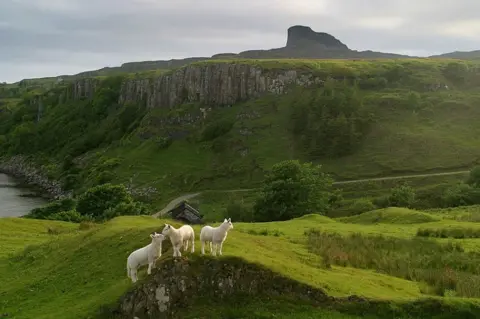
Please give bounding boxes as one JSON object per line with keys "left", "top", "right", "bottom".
{"left": 200, "top": 218, "right": 233, "bottom": 256}
{"left": 161, "top": 223, "right": 195, "bottom": 257}
{"left": 126, "top": 232, "right": 165, "bottom": 283}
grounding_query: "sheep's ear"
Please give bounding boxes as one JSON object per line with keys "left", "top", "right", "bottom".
{"left": 223, "top": 218, "right": 227, "bottom": 223}
{"left": 150, "top": 233, "right": 155, "bottom": 239}
{"left": 228, "top": 218, "right": 231, "bottom": 222}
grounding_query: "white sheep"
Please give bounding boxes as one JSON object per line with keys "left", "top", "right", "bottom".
{"left": 200, "top": 218, "right": 233, "bottom": 256}
{"left": 126, "top": 232, "right": 165, "bottom": 283}
{"left": 161, "top": 223, "right": 195, "bottom": 257}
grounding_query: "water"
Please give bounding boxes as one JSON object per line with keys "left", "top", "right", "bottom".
{"left": 0, "top": 173, "right": 47, "bottom": 217}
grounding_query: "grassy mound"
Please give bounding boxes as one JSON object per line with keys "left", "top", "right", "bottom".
{"left": 339, "top": 207, "right": 440, "bottom": 224}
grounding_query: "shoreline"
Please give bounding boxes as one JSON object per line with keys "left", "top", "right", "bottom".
{"left": 0, "top": 155, "right": 68, "bottom": 200}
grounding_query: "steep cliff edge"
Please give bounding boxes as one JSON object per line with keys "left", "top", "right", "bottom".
{"left": 118, "top": 62, "right": 324, "bottom": 108}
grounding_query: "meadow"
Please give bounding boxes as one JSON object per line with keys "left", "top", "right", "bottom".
{"left": 2, "top": 205, "right": 480, "bottom": 318}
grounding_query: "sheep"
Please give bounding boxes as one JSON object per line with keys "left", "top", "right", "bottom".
{"left": 200, "top": 218, "right": 233, "bottom": 256}
{"left": 161, "top": 223, "right": 195, "bottom": 257}
{"left": 126, "top": 232, "right": 165, "bottom": 283}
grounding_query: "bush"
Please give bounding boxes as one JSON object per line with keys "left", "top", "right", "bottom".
{"left": 387, "top": 184, "right": 416, "bottom": 208}
{"left": 48, "top": 210, "right": 93, "bottom": 223}
{"left": 28, "top": 197, "right": 77, "bottom": 219}
{"left": 348, "top": 198, "right": 377, "bottom": 215}
{"left": 102, "top": 201, "right": 149, "bottom": 220}
{"left": 442, "top": 183, "right": 480, "bottom": 207}
{"left": 417, "top": 227, "right": 480, "bottom": 239}
{"left": 76, "top": 183, "right": 133, "bottom": 220}
{"left": 253, "top": 160, "right": 334, "bottom": 221}
{"left": 467, "top": 166, "right": 480, "bottom": 188}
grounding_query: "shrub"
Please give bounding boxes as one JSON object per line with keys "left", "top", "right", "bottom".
{"left": 102, "top": 201, "right": 149, "bottom": 220}
{"left": 28, "top": 197, "right": 77, "bottom": 219}
{"left": 76, "top": 183, "right": 133, "bottom": 220}
{"left": 387, "top": 184, "right": 416, "bottom": 208}
{"left": 48, "top": 210, "right": 93, "bottom": 223}
{"left": 417, "top": 227, "right": 480, "bottom": 239}
{"left": 349, "top": 198, "right": 377, "bottom": 215}
{"left": 442, "top": 183, "right": 480, "bottom": 207}
{"left": 467, "top": 166, "right": 480, "bottom": 188}
{"left": 253, "top": 160, "right": 334, "bottom": 221}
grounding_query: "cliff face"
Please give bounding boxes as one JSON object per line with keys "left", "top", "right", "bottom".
{"left": 118, "top": 63, "right": 324, "bottom": 108}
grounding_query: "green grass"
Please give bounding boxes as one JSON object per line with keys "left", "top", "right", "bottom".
{"left": 3, "top": 205, "right": 480, "bottom": 318}
{"left": 338, "top": 207, "right": 440, "bottom": 224}
{"left": 177, "top": 295, "right": 374, "bottom": 319}
{"left": 0, "top": 218, "right": 78, "bottom": 258}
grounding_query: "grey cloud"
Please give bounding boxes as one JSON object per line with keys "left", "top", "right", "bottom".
{"left": 1, "top": 0, "right": 480, "bottom": 82}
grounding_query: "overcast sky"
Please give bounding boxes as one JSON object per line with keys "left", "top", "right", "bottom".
{"left": 1, "top": 0, "right": 480, "bottom": 83}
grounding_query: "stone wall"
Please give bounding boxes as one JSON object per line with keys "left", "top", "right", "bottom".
{"left": 114, "top": 256, "right": 331, "bottom": 319}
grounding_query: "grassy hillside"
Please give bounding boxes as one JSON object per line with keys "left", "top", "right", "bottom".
{"left": 2, "top": 207, "right": 480, "bottom": 318}
{"left": 2, "top": 59, "right": 480, "bottom": 211}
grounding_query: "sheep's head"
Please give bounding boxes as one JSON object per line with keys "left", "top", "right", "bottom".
{"left": 223, "top": 218, "right": 233, "bottom": 230}
{"left": 161, "top": 224, "right": 171, "bottom": 236}
{"left": 150, "top": 232, "right": 165, "bottom": 245}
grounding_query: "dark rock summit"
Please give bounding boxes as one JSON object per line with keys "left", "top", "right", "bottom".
{"left": 286, "top": 25, "right": 349, "bottom": 50}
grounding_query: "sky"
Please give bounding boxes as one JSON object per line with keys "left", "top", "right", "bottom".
{"left": 1, "top": 0, "right": 480, "bottom": 83}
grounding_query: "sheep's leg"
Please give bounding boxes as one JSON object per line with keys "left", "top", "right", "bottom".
{"left": 175, "top": 245, "right": 182, "bottom": 257}
{"left": 212, "top": 243, "right": 217, "bottom": 256}
{"left": 131, "top": 269, "right": 138, "bottom": 283}
{"left": 190, "top": 237, "right": 195, "bottom": 253}
{"left": 147, "top": 262, "right": 153, "bottom": 275}
{"left": 219, "top": 241, "right": 224, "bottom": 256}
{"left": 209, "top": 241, "right": 213, "bottom": 253}
{"left": 184, "top": 240, "right": 189, "bottom": 251}
{"left": 201, "top": 241, "right": 205, "bottom": 255}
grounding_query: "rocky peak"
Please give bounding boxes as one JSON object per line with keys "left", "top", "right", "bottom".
{"left": 286, "top": 25, "right": 349, "bottom": 50}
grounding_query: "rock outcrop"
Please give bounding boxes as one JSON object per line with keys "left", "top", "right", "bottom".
{"left": 113, "top": 256, "right": 330, "bottom": 318}
{"left": 118, "top": 63, "right": 324, "bottom": 108}
{"left": 286, "top": 25, "right": 349, "bottom": 50}
{"left": 0, "top": 156, "right": 68, "bottom": 199}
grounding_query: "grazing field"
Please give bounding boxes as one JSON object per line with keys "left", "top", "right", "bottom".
{"left": 2, "top": 205, "right": 480, "bottom": 318}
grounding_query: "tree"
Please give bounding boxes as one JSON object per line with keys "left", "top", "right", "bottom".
{"left": 252, "top": 160, "right": 334, "bottom": 221}
{"left": 76, "top": 183, "right": 133, "bottom": 220}
{"left": 467, "top": 166, "right": 480, "bottom": 188}
{"left": 388, "top": 184, "right": 416, "bottom": 208}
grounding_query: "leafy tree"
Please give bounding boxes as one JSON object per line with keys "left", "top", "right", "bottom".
{"left": 467, "top": 166, "right": 480, "bottom": 188}
{"left": 290, "top": 80, "right": 371, "bottom": 158}
{"left": 76, "top": 183, "right": 133, "bottom": 220}
{"left": 443, "top": 183, "right": 480, "bottom": 207}
{"left": 253, "top": 160, "right": 334, "bottom": 221}
{"left": 388, "top": 184, "right": 416, "bottom": 208}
